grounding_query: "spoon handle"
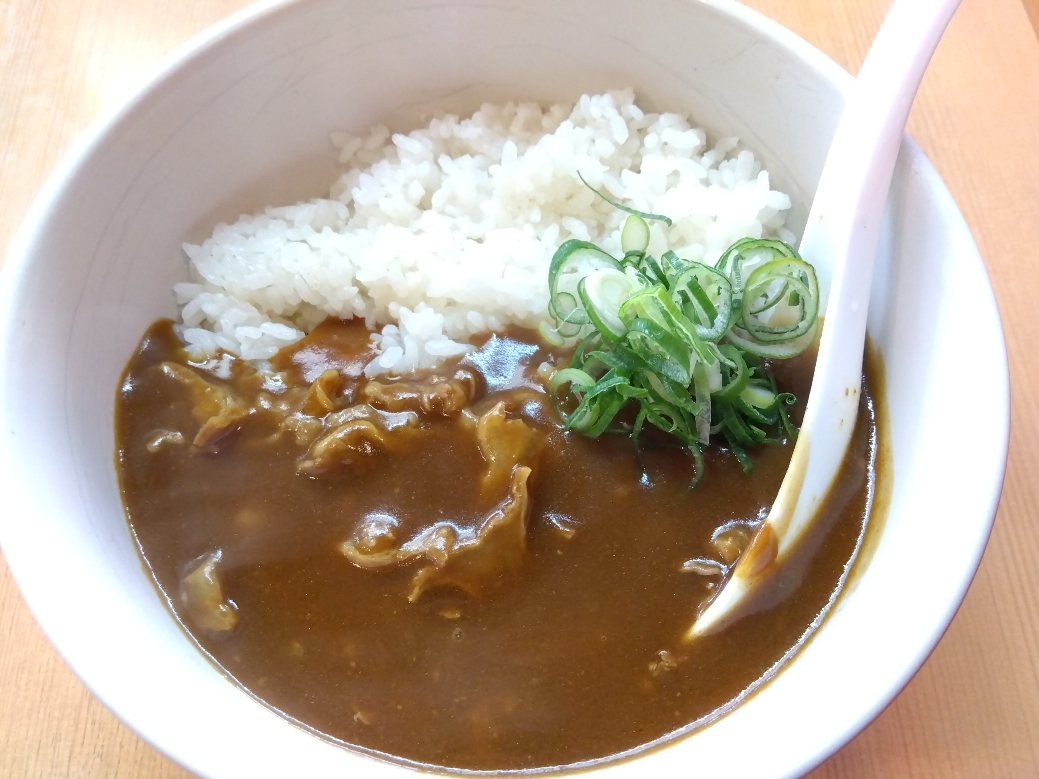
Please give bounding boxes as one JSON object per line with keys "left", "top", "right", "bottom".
{"left": 690, "top": 0, "right": 961, "bottom": 638}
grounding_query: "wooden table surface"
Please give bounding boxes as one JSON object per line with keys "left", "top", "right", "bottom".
{"left": 2, "top": 0, "right": 1038, "bottom": 775}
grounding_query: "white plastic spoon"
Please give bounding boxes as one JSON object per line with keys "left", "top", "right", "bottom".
{"left": 689, "top": 0, "right": 961, "bottom": 638}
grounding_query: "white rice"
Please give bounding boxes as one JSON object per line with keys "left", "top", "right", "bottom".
{"left": 176, "top": 89, "right": 795, "bottom": 375}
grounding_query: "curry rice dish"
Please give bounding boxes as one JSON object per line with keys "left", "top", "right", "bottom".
{"left": 114, "top": 92, "right": 880, "bottom": 771}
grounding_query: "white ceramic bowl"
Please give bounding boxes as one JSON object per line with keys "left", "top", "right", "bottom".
{"left": 0, "top": 0, "right": 1008, "bottom": 776}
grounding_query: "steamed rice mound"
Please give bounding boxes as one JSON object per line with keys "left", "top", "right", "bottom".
{"left": 176, "top": 89, "right": 795, "bottom": 375}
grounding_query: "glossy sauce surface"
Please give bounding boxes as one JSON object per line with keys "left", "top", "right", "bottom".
{"left": 115, "top": 318, "right": 876, "bottom": 771}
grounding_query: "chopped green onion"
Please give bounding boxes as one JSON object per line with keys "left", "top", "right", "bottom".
{"left": 543, "top": 183, "right": 819, "bottom": 485}
{"left": 621, "top": 214, "right": 651, "bottom": 254}
{"left": 726, "top": 318, "right": 819, "bottom": 359}
{"left": 714, "top": 345, "right": 749, "bottom": 401}
{"left": 739, "top": 257, "right": 819, "bottom": 343}
{"left": 670, "top": 263, "right": 733, "bottom": 342}
{"left": 577, "top": 172, "right": 673, "bottom": 226}
{"left": 548, "top": 240, "right": 622, "bottom": 328}
{"left": 549, "top": 367, "right": 596, "bottom": 395}
{"left": 539, "top": 321, "right": 566, "bottom": 347}
{"left": 578, "top": 269, "right": 634, "bottom": 340}
{"left": 739, "top": 381, "right": 777, "bottom": 409}
{"left": 692, "top": 363, "right": 712, "bottom": 445}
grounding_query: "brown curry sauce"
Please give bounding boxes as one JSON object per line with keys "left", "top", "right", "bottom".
{"left": 115, "top": 318, "right": 876, "bottom": 771}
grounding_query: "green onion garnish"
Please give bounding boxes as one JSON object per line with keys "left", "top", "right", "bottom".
{"left": 578, "top": 172, "right": 674, "bottom": 226}
{"left": 546, "top": 180, "right": 820, "bottom": 481}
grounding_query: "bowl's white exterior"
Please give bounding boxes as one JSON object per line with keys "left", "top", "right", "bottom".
{"left": 0, "top": 0, "right": 1008, "bottom": 777}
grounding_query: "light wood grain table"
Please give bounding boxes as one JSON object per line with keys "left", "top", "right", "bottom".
{"left": 2, "top": 0, "right": 1038, "bottom": 776}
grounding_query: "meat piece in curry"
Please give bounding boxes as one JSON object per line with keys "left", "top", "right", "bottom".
{"left": 115, "top": 317, "right": 878, "bottom": 771}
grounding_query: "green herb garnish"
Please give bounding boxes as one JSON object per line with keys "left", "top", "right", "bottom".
{"left": 545, "top": 181, "right": 819, "bottom": 482}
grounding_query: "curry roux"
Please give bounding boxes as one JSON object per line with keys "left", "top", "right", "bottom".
{"left": 115, "top": 318, "right": 876, "bottom": 771}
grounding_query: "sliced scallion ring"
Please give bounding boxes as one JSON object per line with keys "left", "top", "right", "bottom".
{"left": 716, "top": 237, "right": 800, "bottom": 301}
{"left": 726, "top": 316, "right": 819, "bottom": 358}
{"left": 739, "top": 257, "right": 819, "bottom": 342}
{"left": 671, "top": 262, "right": 734, "bottom": 342}
{"left": 621, "top": 214, "right": 651, "bottom": 254}
{"left": 538, "top": 321, "right": 566, "bottom": 347}
{"left": 739, "top": 380, "right": 778, "bottom": 409}
{"left": 548, "top": 239, "right": 623, "bottom": 327}
{"left": 577, "top": 268, "right": 636, "bottom": 341}
{"left": 549, "top": 367, "right": 596, "bottom": 395}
